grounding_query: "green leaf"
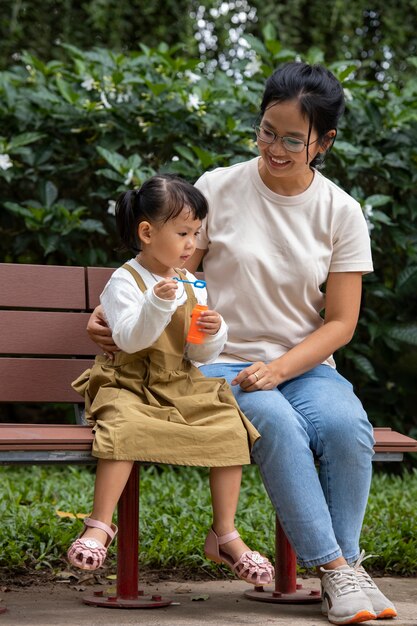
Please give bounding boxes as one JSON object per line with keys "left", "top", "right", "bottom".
{"left": 190, "top": 146, "right": 216, "bottom": 169}
{"left": 305, "top": 47, "right": 325, "bottom": 65}
{"left": 333, "top": 141, "right": 361, "bottom": 157}
{"left": 386, "top": 324, "right": 417, "bottom": 346}
{"left": 43, "top": 182, "right": 58, "bottom": 209}
{"left": 348, "top": 354, "right": 378, "bottom": 381}
{"left": 8, "top": 132, "right": 45, "bottom": 151}
{"left": 371, "top": 210, "right": 394, "bottom": 226}
{"left": 242, "top": 35, "right": 268, "bottom": 58}
{"left": 96, "top": 147, "right": 125, "bottom": 173}
{"left": 56, "top": 76, "right": 79, "bottom": 105}
{"left": 174, "top": 145, "right": 195, "bottom": 163}
{"left": 365, "top": 195, "right": 392, "bottom": 208}
{"left": 145, "top": 81, "right": 168, "bottom": 96}
{"left": 80, "top": 219, "right": 107, "bottom": 235}
{"left": 262, "top": 23, "right": 277, "bottom": 42}
{"left": 396, "top": 266, "right": 417, "bottom": 296}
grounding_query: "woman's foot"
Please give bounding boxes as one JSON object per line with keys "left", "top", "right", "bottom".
{"left": 204, "top": 527, "right": 274, "bottom": 586}
{"left": 320, "top": 565, "right": 376, "bottom": 624}
{"left": 67, "top": 517, "right": 117, "bottom": 570}
{"left": 351, "top": 551, "right": 397, "bottom": 619}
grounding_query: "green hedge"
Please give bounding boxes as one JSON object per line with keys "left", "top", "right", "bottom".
{"left": 0, "top": 38, "right": 416, "bottom": 446}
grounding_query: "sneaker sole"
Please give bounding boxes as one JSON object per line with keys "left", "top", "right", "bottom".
{"left": 323, "top": 609, "right": 377, "bottom": 624}
{"left": 376, "top": 608, "right": 397, "bottom": 619}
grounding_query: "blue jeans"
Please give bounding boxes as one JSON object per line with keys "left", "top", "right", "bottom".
{"left": 200, "top": 363, "right": 375, "bottom": 567}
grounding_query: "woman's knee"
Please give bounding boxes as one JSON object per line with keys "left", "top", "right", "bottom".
{"left": 316, "top": 396, "right": 374, "bottom": 463}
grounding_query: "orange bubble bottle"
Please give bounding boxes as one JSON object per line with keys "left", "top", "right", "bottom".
{"left": 186, "top": 304, "right": 208, "bottom": 344}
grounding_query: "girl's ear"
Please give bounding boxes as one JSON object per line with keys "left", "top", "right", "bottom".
{"left": 137, "top": 221, "right": 152, "bottom": 244}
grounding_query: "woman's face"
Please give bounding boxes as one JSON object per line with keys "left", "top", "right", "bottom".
{"left": 257, "top": 99, "right": 327, "bottom": 194}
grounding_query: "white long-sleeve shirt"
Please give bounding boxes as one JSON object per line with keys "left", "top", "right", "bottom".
{"left": 100, "top": 258, "right": 228, "bottom": 364}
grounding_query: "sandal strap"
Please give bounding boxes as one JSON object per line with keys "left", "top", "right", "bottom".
{"left": 217, "top": 529, "right": 240, "bottom": 545}
{"left": 84, "top": 517, "right": 117, "bottom": 541}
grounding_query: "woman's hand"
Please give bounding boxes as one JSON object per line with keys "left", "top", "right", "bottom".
{"left": 87, "top": 305, "right": 119, "bottom": 356}
{"left": 231, "top": 361, "right": 280, "bottom": 391}
{"left": 198, "top": 309, "right": 222, "bottom": 336}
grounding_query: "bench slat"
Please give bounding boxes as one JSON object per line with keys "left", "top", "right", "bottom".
{"left": 86, "top": 267, "right": 116, "bottom": 310}
{"left": 0, "top": 358, "right": 94, "bottom": 402}
{"left": 0, "top": 311, "right": 100, "bottom": 355}
{"left": 373, "top": 427, "right": 417, "bottom": 452}
{"left": 0, "top": 424, "right": 93, "bottom": 445}
{"left": 0, "top": 264, "right": 86, "bottom": 309}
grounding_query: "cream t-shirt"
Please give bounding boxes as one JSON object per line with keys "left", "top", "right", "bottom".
{"left": 195, "top": 157, "right": 373, "bottom": 368}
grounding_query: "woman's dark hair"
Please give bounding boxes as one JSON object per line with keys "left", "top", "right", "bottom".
{"left": 115, "top": 174, "right": 208, "bottom": 253}
{"left": 260, "top": 62, "right": 345, "bottom": 167}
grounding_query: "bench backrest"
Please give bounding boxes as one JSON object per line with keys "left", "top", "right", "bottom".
{"left": 1, "top": 262, "right": 416, "bottom": 458}
{"left": 0, "top": 263, "right": 114, "bottom": 405}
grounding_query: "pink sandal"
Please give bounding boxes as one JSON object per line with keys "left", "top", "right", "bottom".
{"left": 67, "top": 517, "right": 118, "bottom": 570}
{"left": 204, "top": 528, "right": 274, "bottom": 586}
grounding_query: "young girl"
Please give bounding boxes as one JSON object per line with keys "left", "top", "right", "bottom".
{"left": 68, "top": 174, "right": 274, "bottom": 586}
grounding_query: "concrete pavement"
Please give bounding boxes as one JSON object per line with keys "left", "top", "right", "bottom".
{"left": 1, "top": 576, "right": 417, "bottom": 626}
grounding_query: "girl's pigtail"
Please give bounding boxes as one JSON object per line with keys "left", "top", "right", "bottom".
{"left": 115, "top": 189, "right": 141, "bottom": 253}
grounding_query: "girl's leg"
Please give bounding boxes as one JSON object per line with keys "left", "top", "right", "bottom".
{"left": 81, "top": 459, "right": 134, "bottom": 545}
{"left": 207, "top": 465, "right": 275, "bottom": 584}
{"left": 209, "top": 465, "right": 251, "bottom": 561}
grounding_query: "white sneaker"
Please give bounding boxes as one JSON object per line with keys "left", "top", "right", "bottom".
{"left": 352, "top": 551, "right": 397, "bottom": 619}
{"left": 321, "top": 565, "right": 377, "bottom": 624}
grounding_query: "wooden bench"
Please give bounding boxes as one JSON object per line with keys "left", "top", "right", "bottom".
{"left": 1, "top": 262, "right": 417, "bottom": 611}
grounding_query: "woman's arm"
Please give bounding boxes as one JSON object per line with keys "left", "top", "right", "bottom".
{"left": 87, "top": 304, "right": 119, "bottom": 354}
{"left": 232, "top": 272, "right": 363, "bottom": 390}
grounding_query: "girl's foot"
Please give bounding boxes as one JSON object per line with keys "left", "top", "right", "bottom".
{"left": 204, "top": 527, "right": 274, "bottom": 586}
{"left": 67, "top": 517, "right": 118, "bottom": 570}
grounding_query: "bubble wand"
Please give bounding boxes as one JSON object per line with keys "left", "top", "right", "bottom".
{"left": 173, "top": 277, "right": 206, "bottom": 289}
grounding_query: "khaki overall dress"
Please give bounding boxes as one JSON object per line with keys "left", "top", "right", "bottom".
{"left": 72, "top": 265, "right": 259, "bottom": 466}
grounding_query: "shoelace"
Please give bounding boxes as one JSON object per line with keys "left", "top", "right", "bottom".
{"left": 352, "top": 550, "right": 378, "bottom": 590}
{"left": 320, "top": 567, "right": 362, "bottom": 597}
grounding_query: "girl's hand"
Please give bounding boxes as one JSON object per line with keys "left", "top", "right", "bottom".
{"left": 198, "top": 309, "right": 222, "bottom": 335}
{"left": 231, "top": 361, "right": 280, "bottom": 391}
{"left": 153, "top": 278, "right": 178, "bottom": 300}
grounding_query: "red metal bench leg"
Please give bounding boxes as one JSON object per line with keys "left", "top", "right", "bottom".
{"left": 83, "top": 464, "right": 172, "bottom": 609}
{"left": 245, "top": 515, "right": 321, "bottom": 603}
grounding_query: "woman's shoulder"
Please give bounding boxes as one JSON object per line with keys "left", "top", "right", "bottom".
{"left": 315, "top": 170, "right": 361, "bottom": 211}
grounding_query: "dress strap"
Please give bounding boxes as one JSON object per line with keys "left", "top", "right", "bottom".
{"left": 121, "top": 263, "right": 147, "bottom": 293}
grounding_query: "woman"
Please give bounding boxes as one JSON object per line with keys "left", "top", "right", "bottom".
{"left": 87, "top": 62, "right": 396, "bottom": 625}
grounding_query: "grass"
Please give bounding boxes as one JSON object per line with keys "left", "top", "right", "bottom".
{"left": 0, "top": 464, "right": 416, "bottom": 578}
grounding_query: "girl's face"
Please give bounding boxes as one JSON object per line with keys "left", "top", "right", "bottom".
{"left": 257, "top": 99, "right": 328, "bottom": 195}
{"left": 138, "top": 206, "right": 201, "bottom": 275}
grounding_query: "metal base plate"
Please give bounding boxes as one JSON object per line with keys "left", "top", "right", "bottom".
{"left": 83, "top": 590, "right": 172, "bottom": 609}
{"left": 245, "top": 584, "right": 321, "bottom": 604}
